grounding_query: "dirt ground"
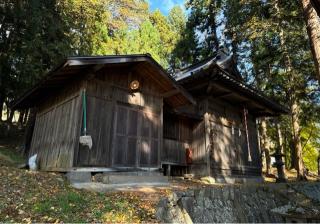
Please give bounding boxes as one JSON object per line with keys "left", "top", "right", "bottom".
{"left": 1, "top": 135, "right": 319, "bottom": 223}
{"left": 0, "top": 140, "right": 210, "bottom": 223}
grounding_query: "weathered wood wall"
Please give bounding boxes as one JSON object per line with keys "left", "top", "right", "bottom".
{"left": 28, "top": 62, "right": 261, "bottom": 174}
{"left": 76, "top": 96, "right": 113, "bottom": 166}
{"left": 206, "top": 98, "right": 261, "bottom": 176}
{"left": 191, "top": 120, "right": 206, "bottom": 163}
{"left": 29, "top": 81, "right": 82, "bottom": 170}
{"left": 162, "top": 94, "right": 261, "bottom": 177}
{"left": 29, "top": 64, "right": 164, "bottom": 170}
{"left": 76, "top": 66, "right": 163, "bottom": 168}
{"left": 162, "top": 113, "right": 193, "bottom": 165}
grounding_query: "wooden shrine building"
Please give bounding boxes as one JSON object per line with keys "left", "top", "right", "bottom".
{"left": 13, "top": 52, "right": 287, "bottom": 180}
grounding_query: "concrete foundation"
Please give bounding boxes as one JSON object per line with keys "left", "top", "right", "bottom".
{"left": 66, "top": 170, "right": 168, "bottom": 186}
{"left": 65, "top": 171, "right": 92, "bottom": 183}
{"left": 103, "top": 175, "right": 167, "bottom": 184}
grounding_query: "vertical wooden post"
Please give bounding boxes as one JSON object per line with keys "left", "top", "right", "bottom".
{"left": 256, "top": 119, "right": 263, "bottom": 169}
{"left": 204, "top": 111, "right": 211, "bottom": 177}
{"left": 110, "top": 86, "right": 117, "bottom": 167}
{"left": 243, "top": 106, "right": 252, "bottom": 162}
{"left": 159, "top": 98, "right": 163, "bottom": 169}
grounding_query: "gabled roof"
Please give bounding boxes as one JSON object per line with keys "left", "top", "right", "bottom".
{"left": 175, "top": 50, "right": 243, "bottom": 81}
{"left": 175, "top": 54, "right": 288, "bottom": 116}
{"left": 13, "top": 54, "right": 196, "bottom": 109}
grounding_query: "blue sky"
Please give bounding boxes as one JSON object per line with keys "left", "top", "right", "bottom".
{"left": 148, "top": 0, "right": 185, "bottom": 15}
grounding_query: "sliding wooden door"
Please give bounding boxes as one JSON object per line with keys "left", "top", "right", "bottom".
{"left": 112, "top": 105, "right": 160, "bottom": 168}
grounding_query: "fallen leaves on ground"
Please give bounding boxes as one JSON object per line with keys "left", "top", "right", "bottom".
{"left": 0, "top": 165, "right": 170, "bottom": 223}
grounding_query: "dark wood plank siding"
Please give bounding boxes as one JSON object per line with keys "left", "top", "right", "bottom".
{"left": 75, "top": 66, "right": 163, "bottom": 168}
{"left": 29, "top": 64, "right": 165, "bottom": 170}
{"left": 162, "top": 114, "right": 193, "bottom": 164}
{"left": 111, "top": 105, "right": 161, "bottom": 168}
{"left": 77, "top": 96, "right": 113, "bottom": 166}
{"left": 206, "top": 98, "right": 261, "bottom": 176}
{"left": 248, "top": 114, "right": 260, "bottom": 168}
{"left": 29, "top": 94, "right": 81, "bottom": 169}
{"left": 191, "top": 120, "right": 206, "bottom": 163}
{"left": 163, "top": 139, "right": 188, "bottom": 164}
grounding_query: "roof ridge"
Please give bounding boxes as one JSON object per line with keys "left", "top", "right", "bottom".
{"left": 66, "top": 54, "right": 151, "bottom": 60}
{"left": 177, "top": 53, "right": 217, "bottom": 73}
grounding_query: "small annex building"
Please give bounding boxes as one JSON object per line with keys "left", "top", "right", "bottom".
{"left": 13, "top": 52, "right": 287, "bottom": 181}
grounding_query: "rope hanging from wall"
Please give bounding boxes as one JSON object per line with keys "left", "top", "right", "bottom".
{"left": 243, "top": 106, "right": 252, "bottom": 162}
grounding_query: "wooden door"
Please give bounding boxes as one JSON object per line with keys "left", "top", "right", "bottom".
{"left": 113, "top": 106, "right": 138, "bottom": 166}
{"left": 113, "top": 105, "right": 160, "bottom": 168}
{"left": 139, "top": 111, "right": 160, "bottom": 167}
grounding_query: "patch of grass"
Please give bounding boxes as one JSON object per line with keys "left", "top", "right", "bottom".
{"left": 0, "top": 145, "right": 25, "bottom": 165}
{"left": 34, "top": 191, "right": 87, "bottom": 213}
{"left": 33, "top": 200, "right": 52, "bottom": 214}
{"left": 91, "top": 200, "right": 112, "bottom": 219}
{"left": 33, "top": 191, "right": 88, "bottom": 222}
{"left": 0, "top": 164, "right": 160, "bottom": 223}
{"left": 32, "top": 191, "right": 146, "bottom": 223}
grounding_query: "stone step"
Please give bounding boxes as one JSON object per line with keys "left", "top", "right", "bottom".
{"left": 66, "top": 171, "right": 168, "bottom": 185}
{"left": 66, "top": 171, "right": 92, "bottom": 183}
{"left": 101, "top": 171, "right": 164, "bottom": 176}
{"left": 97, "top": 174, "right": 168, "bottom": 184}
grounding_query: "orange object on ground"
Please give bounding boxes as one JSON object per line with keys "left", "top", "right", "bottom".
{"left": 186, "top": 148, "right": 193, "bottom": 164}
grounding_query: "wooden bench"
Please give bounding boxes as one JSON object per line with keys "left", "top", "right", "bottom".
{"left": 161, "top": 161, "right": 188, "bottom": 176}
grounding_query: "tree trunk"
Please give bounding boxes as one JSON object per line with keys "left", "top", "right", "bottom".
{"left": 6, "top": 104, "right": 10, "bottom": 122}
{"left": 301, "top": 0, "right": 320, "bottom": 81}
{"left": 23, "top": 108, "right": 36, "bottom": 156}
{"left": 18, "top": 110, "right": 25, "bottom": 125}
{"left": 8, "top": 108, "right": 14, "bottom": 123}
{"left": 0, "top": 94, "right": 4, "bottom": 121}
{"left": 318, "top": 151, "right": 320, "bottom": 176}
{"left": 208, "top": 1, "right": 220, "bottom": 52}
{"left": 276, "top": 122, "right": 285, "bottom": 156}
{"left": 291, "top": 99, "right": 306, "bottom": 180}
{"left": 261, "top": 118, "right": 271, "bottom": 175}
{"left": 290, "top": 138, "right": 296, "bottom": 169}
{"left": 275, "top": 0, "right": 306, "bottom": 180}
{"left": 275, "top": 119, "right": 287, "bottom": 181}
{"left": 23, "top": 109, "right": 29, "bottom": 125}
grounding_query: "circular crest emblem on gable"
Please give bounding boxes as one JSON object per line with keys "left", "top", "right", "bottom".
{"left": 130, "top": 80, "right": 140, "bottom": 91}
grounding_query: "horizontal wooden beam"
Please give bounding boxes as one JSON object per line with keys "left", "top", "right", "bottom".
{"left": 162, "top": 89, "right": 180, "bottom": 98}
{"left": 212, "top": 91, "right": 233, "bottom": 98}
{"left": 93, "top": 64, "right": 105, "bottom": 72}
{"left": 187, "top": 82, "right": 208, "bottom": 91}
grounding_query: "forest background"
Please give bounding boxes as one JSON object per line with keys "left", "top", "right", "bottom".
{"left": 1, "top": 0, "right": 319, "bottom": 179}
